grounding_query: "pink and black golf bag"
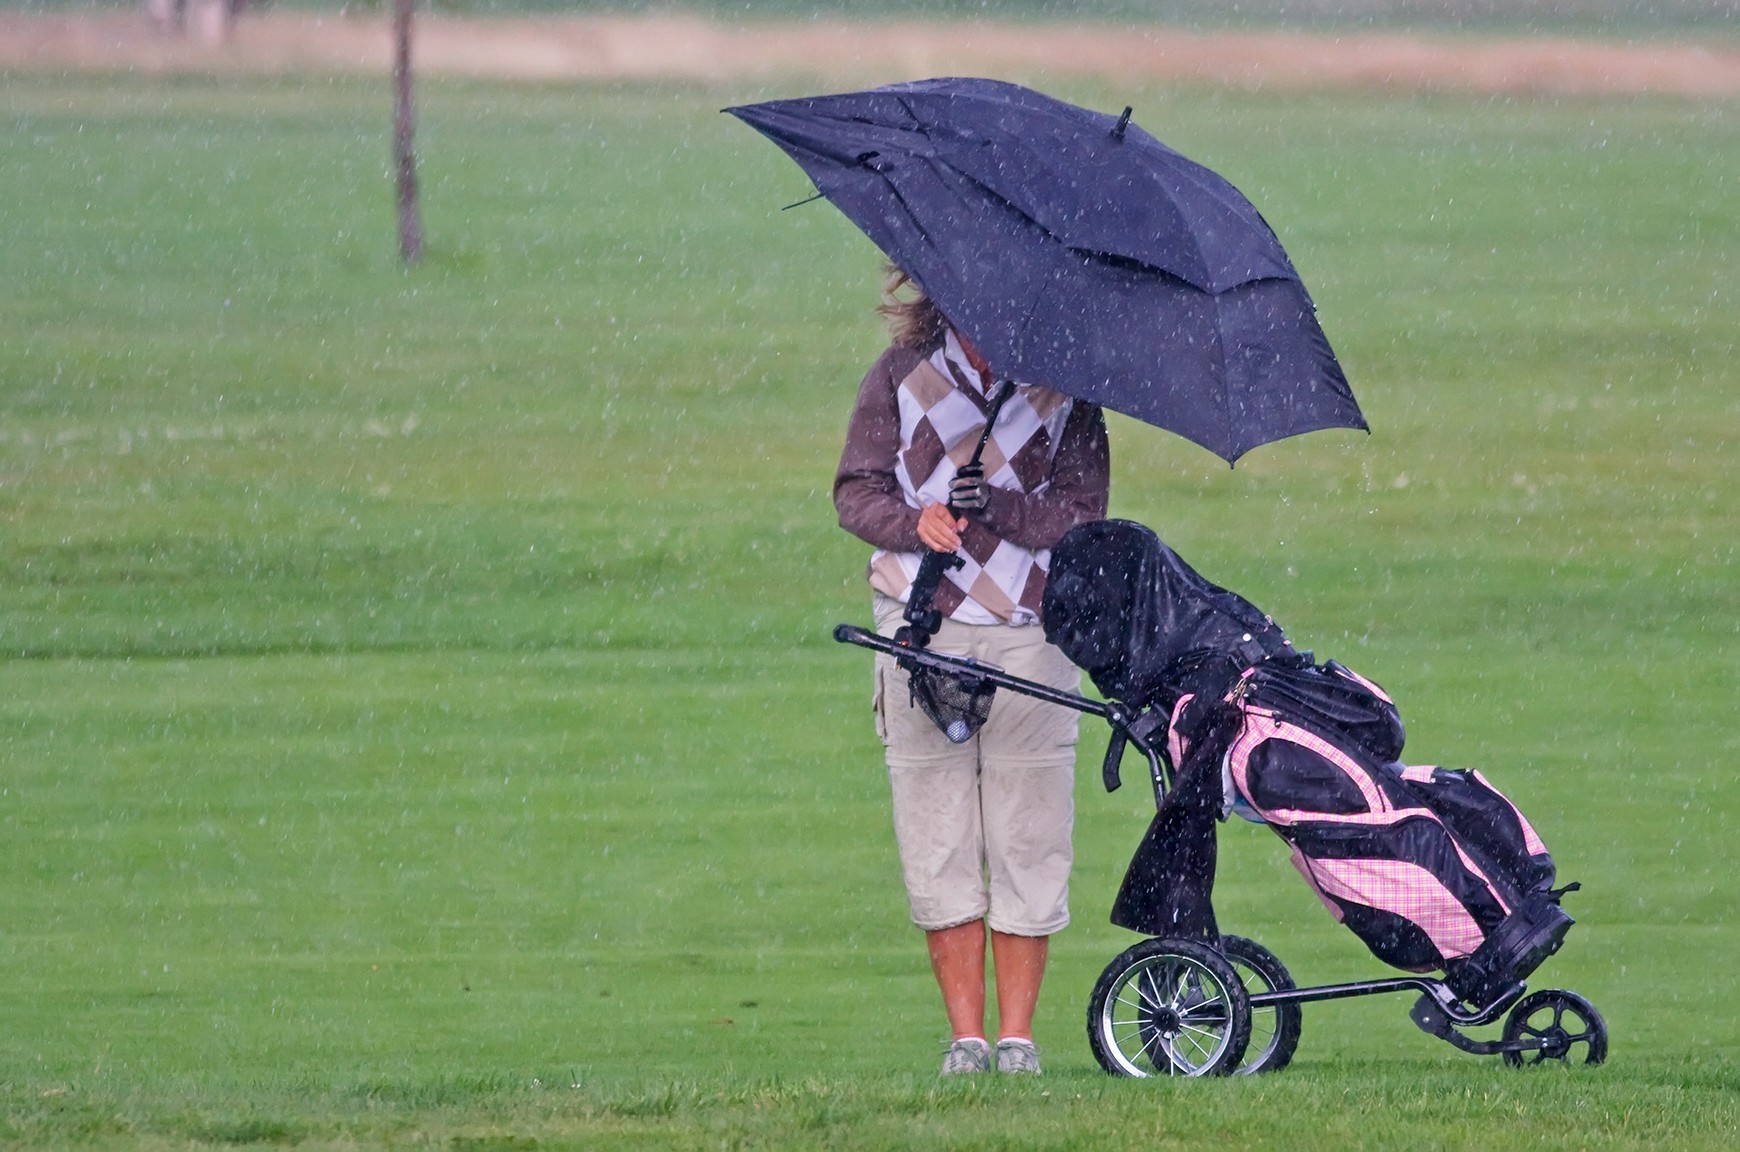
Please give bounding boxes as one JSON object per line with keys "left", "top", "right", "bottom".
{"left": 1041, "top": 520, "right": 1575, "bottom": 1006}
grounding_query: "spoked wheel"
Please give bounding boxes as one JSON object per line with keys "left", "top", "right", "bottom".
{"left": 1087, "top": 937, "right": 1251, "bottom": 1077}
{"left": 1501, "top": 989, "right": 1608, "bottom": 1067}
{"left": 1221, "top": 935, "right": 1302, "bottom": 1075}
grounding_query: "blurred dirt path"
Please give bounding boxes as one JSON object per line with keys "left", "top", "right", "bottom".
{"left": 4, "top": 11, "right": 1738, "bottom": 97}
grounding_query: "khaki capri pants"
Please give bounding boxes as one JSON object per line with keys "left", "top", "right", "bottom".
{"left": 872, "top": 595, "right": 1080, "bottom": 937}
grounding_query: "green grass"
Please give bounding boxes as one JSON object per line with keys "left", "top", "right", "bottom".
{"left": 2, "top": 72, "right": 1738, "bottom": 1147}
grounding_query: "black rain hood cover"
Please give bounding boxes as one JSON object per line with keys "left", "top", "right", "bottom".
{"left": 1042, "top": 519, "right": 1293, "bottom": 706}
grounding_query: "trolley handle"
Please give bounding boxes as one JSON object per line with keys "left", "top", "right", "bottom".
{"left": 1100, "top": 704, "right": 1169, "bottom": 805}
{"left": 1100, "top": 726, "right": 1129, "bottom": 792}
{"left": 833, "top": 623, "right": 1169, "bottom": 804}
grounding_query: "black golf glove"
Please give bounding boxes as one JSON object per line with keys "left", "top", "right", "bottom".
{"left": 948, "top": 465, "right": 990, "bottom": 512}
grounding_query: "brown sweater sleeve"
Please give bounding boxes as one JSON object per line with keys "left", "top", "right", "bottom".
{"left": 834, "top": 345, "right": 927, "bottom": 553}
{"left": 975, "top": 400, "right": 1110, "bottom": 549}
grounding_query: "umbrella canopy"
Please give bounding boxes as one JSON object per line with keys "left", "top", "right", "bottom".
{"left": 726, "top": 77, "right": 1366, "bottom": 464}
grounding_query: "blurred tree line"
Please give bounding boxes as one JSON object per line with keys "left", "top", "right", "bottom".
{"left": 9, "top": 0, "right": 1733, "bottom": 37}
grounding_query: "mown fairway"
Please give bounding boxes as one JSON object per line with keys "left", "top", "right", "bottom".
{"left": 2, "top": 70, "right": 1736, "bottom": 1148}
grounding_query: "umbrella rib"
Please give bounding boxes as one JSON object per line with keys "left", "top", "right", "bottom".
{"left": 1008, "top": 279, "right": 1051, "bottom": 386}
{"left": 781, "top": 189, "right": 827, "bottom": 211}
{"left": 893, "top": 95, "right": 924, "bottom": 133}
{"left": 878, "top": 174, "right": 941, "bottom": 260}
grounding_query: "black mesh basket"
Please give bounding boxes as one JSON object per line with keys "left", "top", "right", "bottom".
{"left": 907, "top": 665, "right": 997, "bottom": 744}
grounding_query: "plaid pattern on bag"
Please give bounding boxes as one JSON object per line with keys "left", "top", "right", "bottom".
{"left": 868, "top": 329, "right": 1075, "bottom": 625}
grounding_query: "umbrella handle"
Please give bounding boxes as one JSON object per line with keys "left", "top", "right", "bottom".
{"left": 960, "top": 379, "right": 1017, "bottom": 476}
{"left": 899, "top": 547, "right": 964, "bottom": 648}
{"left": 901, "top": 379, "right": 1016, "bottom": 650}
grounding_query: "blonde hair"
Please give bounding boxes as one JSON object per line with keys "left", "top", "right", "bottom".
{"left": 876, "top": 262, "right": 947, "bottom": 351}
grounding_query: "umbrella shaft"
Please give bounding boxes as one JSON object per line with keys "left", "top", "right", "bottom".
{"left": 964, "top": 379, "right": 1017, "bottom": 472}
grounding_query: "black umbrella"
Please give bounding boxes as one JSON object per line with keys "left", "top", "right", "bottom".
{"left": 726, "top": 76, "right": 1366, "bottom": 464}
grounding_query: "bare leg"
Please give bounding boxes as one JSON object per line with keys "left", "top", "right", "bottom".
{"left": 926, "top": 920, "right": 988, "bottom": 1040}
{"left": 990, "top": 930, "right": 1049, "bottom": 1041}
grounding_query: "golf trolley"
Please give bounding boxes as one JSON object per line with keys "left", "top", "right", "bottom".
{"left": 835, "top": 623, "right": 1609, "bottom": 1076}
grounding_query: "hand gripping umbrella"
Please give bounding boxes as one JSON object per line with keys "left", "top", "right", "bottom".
{"left": 725, "top": 76, "right": 1367, "bottom": 466}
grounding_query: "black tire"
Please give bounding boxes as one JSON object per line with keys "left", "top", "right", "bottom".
{"left": 1501, "top": 989, "right": 1608, "bottom": 1067}
{"left": 1220, "top": 935, "right": 1302, "bottom": 1075}
{"left": 1087, "top": 937, "right": 1252, "bottom": 1077}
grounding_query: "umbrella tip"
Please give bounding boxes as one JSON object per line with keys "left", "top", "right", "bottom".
{"left": 1112, "top": 106, "right": 1132, "bottom": 141}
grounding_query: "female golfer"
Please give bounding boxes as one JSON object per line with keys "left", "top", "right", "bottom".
{"left": 833, "top": 267, "right": 1110, "bottom": 1075}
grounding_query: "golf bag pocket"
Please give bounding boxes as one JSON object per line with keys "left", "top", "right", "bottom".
{"left": 1243, "top": 659, "right": 1406, "bottom": 766}
{"left": 1229, "top": 714, "right": 1559, "bottom": 975}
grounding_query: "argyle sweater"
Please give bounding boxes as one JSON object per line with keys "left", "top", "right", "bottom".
{"left": 834, "top": 332, "right": 1110, "bottom": 626}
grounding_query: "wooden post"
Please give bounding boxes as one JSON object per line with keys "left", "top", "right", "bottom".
{"left": 393, "top": 0, "right": 424, "bottom": 264}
